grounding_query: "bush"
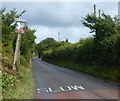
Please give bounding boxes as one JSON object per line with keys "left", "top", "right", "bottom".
{"left": 20, "top": 56, "right": 29, "bottom": 67}
{"left": 76, "top": 37, "right": 94, "bottom": 64}
{"left": 43, "top": 43, "right": 77, "bottom": 61}
{"left": 100, "top": 34, "right": 120, "bottom": 66}
{"left": 42, "top": 35, "right": 119, "bottom": 67}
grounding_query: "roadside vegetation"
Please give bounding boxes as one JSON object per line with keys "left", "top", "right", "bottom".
{"left": 45, "top": 60, "right": 119, "bottom": 83}
{"left": 36, "top": 8, "right": 120, "bottom": 84}
{"left": 1, "top": 8, "right": 36, "bottom": 99}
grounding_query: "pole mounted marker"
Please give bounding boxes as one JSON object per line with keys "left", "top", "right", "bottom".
{"left": 13, "top": 18, "right": 27, "bottom": 71}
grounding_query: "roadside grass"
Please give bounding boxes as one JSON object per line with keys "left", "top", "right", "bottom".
{"left": 2, "top": 52, "right": 34, "bottom": 99}
{"left": 45, "top": 60, "right": 119, "bottom": 84}
{"left": 2, "top": 65, "right": 34, "bottom": 99}
{"left": 14, "top": 65, "right": 34, "bottom": 99}
{"left": 0, "top": 44, "right": 1, "bottom": 100}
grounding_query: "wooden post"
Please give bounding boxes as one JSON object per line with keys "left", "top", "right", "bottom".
{"left": 118, "top": 1, "right": 120, "bottom": 17}
{"left": 58, "top": 33, "right": 60, "bottom": 42}
{"left": 93, "top": 4, "right": 97, "bottom": 38}
{"left": 12, "top": 18, "right": 27, "bottom": 71}
{"left": 94, "top": 4, "right": 96, "bottom": 17}
{"left": 99, "top": 9, "right": 101, "bottom": 17}
{"left": 13, "top": 34, "right": 21, "bottom": 71}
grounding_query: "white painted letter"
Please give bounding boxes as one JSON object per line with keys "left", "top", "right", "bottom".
{"left": 70, "top": 85, "right": 85, "bottom": 90}
{"left": 60, "top": 86, "right": 72, "bottom": 91}
{"left": 37, "top": 88, "right": 49, "bottom": 93}
{"left": 49, "top": 87, "right": 61, "bottom": 93}
{"left": 48, "top": 88, "right": 53, "bottom": 92}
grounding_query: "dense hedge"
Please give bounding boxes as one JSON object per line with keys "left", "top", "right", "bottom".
{"left": 42, "top": 34, "right": 120, "bottom": 67}
{"left": 99, "top": 34, "right": 120, "bottom": 66}
{"left": 37, "top": 12, "right": 120, "bottom": 67}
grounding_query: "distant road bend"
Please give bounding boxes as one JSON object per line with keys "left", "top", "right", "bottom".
{"left": 32, "top": 58, "right": 119, "bottom": 99}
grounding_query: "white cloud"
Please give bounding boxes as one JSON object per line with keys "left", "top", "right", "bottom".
{"left": 2, "top": 2, "right": 118, "bottom": 43}
{"left": 2, "top": 0, "right": 120, "bottom": 2}
{"left": 32, "top": 25, "right": 94, "bottom": 43}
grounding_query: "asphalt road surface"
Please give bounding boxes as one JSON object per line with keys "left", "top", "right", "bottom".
{"left": 32, "top": 58, "right": 119, "bottom": 99}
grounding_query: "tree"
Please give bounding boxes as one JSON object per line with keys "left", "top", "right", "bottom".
{"left": 20, "top": 27, "right": 36, "bottom": 62}
{"left": 2, "top": 8, "right": 36, "bottom": 67}
{"left": 82, "top": 11, "right": 120, "bottom": 65}
{"left": 36, "top": 38, "right": 57, "bottom": 58}
{"left": 36, "top": 38, "right": 68, "bottom": 58}
{"left": 1, "top": 8, "right": 26, "bottom": 53}
{"left": 82, "top": 13, "right": 118, "bottom": 42}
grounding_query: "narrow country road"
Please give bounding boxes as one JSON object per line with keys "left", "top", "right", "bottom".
{"left": 32, "top": 58, "right": 119, "bottom": 99}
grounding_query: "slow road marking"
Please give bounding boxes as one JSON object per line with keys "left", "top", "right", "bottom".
{"left": 37, "top": 85, "right": 85, "bottom": 94}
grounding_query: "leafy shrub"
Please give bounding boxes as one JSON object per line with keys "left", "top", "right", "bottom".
{"left": 2, "top": 74, "right": 19, "bottom": 89}
{"left": 100, "top": 34, "right": 120, "bottom": 66}
{"left": 20, "top": 56, "right": 29, "bottom": 67}
{"left": 76, "top": 37, "right": 94, "bottom": 64}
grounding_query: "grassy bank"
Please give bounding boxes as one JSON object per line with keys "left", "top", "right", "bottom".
{"left": 2, "top": 64, "right": 34, "bottom": 99}
{"left": 2, "top": 8, "right": 36, "bottom": 99}
{"left": 45, "top": 60, "right": 119, "bottom": 84}
{"left": 2, "top": 52, "right": 34, "bottom": 99}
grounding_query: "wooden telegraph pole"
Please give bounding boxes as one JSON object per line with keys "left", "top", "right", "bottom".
{"left": 118, "top": 1, "right": 120, "bottom": 17}
{"left": 99, "top": 9, "right": 101, "bottom": 17}
{"left": 13, "top": 18, "right": 27, "bottom": 71}
{"left": 13, "top": 34, "right": 21, "bottom": 71}
{"left": 94, "top": 4, "right": 96, "bottom": 17}
{"left": 58, "top": 33, "right": 60, "bottom": 42}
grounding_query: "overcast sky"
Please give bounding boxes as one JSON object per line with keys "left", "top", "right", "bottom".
{"left": 2, "top": 2, "right": 118, "bottom": 43}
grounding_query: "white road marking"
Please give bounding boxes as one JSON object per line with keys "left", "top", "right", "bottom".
{"left": 37, "top": 85, "right": 85, "bottom": 94}
{"left": 60, "top": 86, "right": 72, "bottom": 91}
{"left": 48, "top": 88, "right": 61, "bottom": 93}
{"left": 70, "top": 85, "right": 85, "bottom": 90}
{"left": 37, "top": 88, "right": 49, "bottom": 93}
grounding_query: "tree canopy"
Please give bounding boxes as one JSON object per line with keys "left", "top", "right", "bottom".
{"left": 2, "top": 8, "right": 36, "bottom": 66}
{"left": 82, "top": 13, "right": 119, "bottom": 42}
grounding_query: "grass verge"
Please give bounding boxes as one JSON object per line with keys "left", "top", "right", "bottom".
{"left": 45, "top": 59, "right": 119, "bottom": 84}
{"left": 2, "top": 65, "right": 34, "bottom": 99}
